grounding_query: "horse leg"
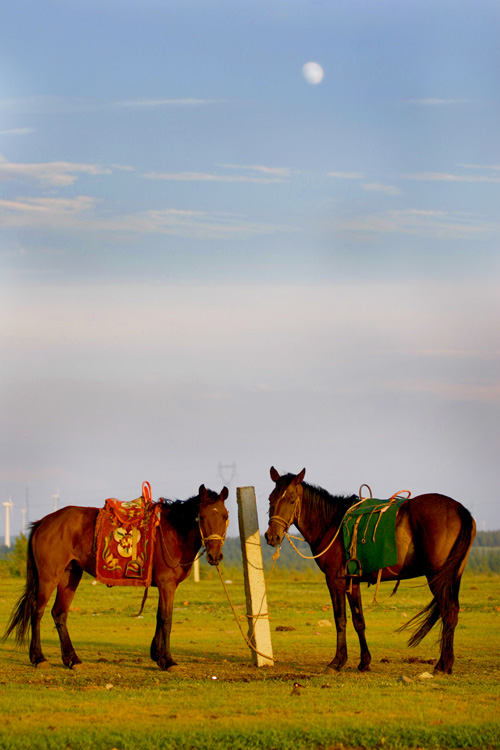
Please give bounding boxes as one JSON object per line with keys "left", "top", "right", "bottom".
{"left": 325, "top": 577, "right": 349, "bottom": 672}
{"left": 29, "top": 578, "right": 56, "bottom": 667}
{"left": 51, "top": 565, "right": 83, "bottom": 669}
{"left": 432, "top": 575, "right": 461, "bottom": 675}
{"left": 151, "top": 579, "right": 177, "bottom": 671}
{"left": 150, "top": 603, "right": 165, "bottom": 664}
{"left": 347, "top": 582, "right": 371, "bottom": 672}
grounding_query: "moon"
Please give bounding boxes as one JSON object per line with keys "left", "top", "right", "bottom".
{"left": 302, "top": 61, "right": 324, "bottom": 85}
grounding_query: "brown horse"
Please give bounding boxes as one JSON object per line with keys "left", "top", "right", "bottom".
{"left": 4, "top": 484, "right": 229, "bottom": 671}
{"left": 265, "top": 467, "right": 475, "bottom": 675}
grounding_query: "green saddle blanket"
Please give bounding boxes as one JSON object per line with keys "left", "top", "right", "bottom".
{"left": 342, "top": 495, "right": 409, "bottom": 576}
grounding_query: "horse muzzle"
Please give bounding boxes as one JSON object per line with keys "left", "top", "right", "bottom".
{"left": 206, "top": 544, "right": 224, "bottom": 566}
{"left": 265, "top": 524, "right": 284, "bottom": 548}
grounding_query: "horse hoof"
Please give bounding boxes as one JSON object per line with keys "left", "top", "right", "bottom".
{"left": 36, "top": 660, "right": 50, "bottom": 669}
{"left": 323, "top": 666, "right": 338, "bottom": 675}
{"left": 166, "top": 664, "right": 181, "bottom": 673}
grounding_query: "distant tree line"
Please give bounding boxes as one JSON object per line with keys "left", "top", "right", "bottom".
{"left": 473, "top": 529, "right": 500, "bottom": 547}
{"left": 1, "top": 529, "right": 499, "bottom": 578}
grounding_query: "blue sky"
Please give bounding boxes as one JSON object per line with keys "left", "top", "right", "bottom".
{"left": 1, "top": 0, "right": 499, "bottom": 538}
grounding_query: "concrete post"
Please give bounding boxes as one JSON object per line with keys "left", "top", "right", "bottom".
{"left": 237, "top": 486, "right": 274, "bottom": 667}
{"left": 193, "top": 556, "right": 200, "bottom": 582}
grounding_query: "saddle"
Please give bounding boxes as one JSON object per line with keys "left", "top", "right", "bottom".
{"left": 342, "top": 486, "right": 411, "bottom": 585}
{"left": 95, "top": 481, "right": 162, "bottom": 587}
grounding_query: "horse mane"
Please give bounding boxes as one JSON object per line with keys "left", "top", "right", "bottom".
{"left": 277, "top": 474, "right": 357, "bottom": 530}
{"left": 160, "top": 489, "right": 220, "bottom": 535}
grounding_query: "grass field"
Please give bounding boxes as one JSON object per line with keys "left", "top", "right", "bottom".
{"left": 1, "top": 571, "right": 499, "bottom": 750}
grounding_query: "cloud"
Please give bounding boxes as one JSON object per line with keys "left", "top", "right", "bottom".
{"left": 0, "top": 96, "right": 223, "bottom": 114}
{"left": 333, "top": 208, "right": 500, "bottom": 240}
{"left": 459, "top": 164, "right": 500, "bottom": 172}
{"left": 407, "top": 98, "right": 470, "bottom": 105}
{"left": 0, "top": 196, "right": 296, "bottom": 239}
{"left": 0, "top": 128, "right": 35, "bottom": 136}
{"left": 362, "top": 182, "right": 402, "bottom": 196}
{"left": 405, "top": 171, "right": 500, "bottom": 184}
{"left": 143, "top": 170, "right": 287, "bottom": 184}
{"left": 0, "top": 155, "right": 111, "bottom": 186}
{"left": 386, "top": 378, "right": 500, "bottom": 404}
{"left": 219, "top": 164, "right": 295, "bottom": 178}
{"left": 0, "top": 195, "right": 96, "bottom": 215}
{"left": 328, "top": 171, "right": 365, "bottom": 180}
{"left": 115, "top": 98, "right": 222, "bottom": 107}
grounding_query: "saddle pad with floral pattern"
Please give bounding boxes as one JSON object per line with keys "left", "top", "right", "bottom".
{"left": 95, "top": 491, "right": 162, "bottom": 587}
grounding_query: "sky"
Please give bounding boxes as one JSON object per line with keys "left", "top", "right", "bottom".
{"left": 1, "top": 0, "right": 499, "bottom": 540}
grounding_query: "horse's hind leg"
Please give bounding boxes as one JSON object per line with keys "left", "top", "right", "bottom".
{"left": 347, "top": 582, "right": 371, "bottom": 672}
{"left": 433, "top": 575, "right": 461, "bottom": 675}
{"left": 52, "top": 565, "right": 84, "bottom": 669}
{"left": 152, "top": 578, "right": 178, "bottom": 671}
{"left": 30, "top": 579, "right": 56, "bottom": 667}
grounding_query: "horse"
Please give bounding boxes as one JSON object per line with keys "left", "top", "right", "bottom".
{"left": 265, "top": 467, "right": 476, "bottom": 675}
{"left": 4, "top": 484, "right": 229, "bottom": 671}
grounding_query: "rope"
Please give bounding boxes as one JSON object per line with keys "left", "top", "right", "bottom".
{"left": 283, "top": 498, "right": 365, "bottom": 560}
{"left": 216, "top": 548, "right": 279, "bottom": 662}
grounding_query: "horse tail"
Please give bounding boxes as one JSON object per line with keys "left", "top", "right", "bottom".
{"left": 3, "top": 522, "right": 40, "bottom": 646}
{"left": 400, "top": 504, "right": 475, "bottom": 648}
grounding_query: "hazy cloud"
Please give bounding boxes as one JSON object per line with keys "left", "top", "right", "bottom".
{"left": 220, "top": 164, "right": 295, "bottom": 178}
{"left": 362, "top": 182, "right": 402, "bottom": 196}
{"left": 0, "top": 128, "right": 35, "bottom": 136}
{"left": 0, "top": 155, "right": 111, "bottom": 186}
{"left": 115, "top": 98, "right": 222, "bottom": 107}
{"left": 143, "top": 170, "right": 286, "bottom": 184}
{"left": 405, "top": 171, "right": 500, "bottom": 184}
{"left": 333, "top": 208, "right": 500, "bottom": 239}
{"left": 407, "top": 98, "right": 470, "bottom": 105}
{"left": 0, "top": 197, "right": 296, "bottom": 239}
{"left": 328, "top": 171, "right": 365, "bottom": 179}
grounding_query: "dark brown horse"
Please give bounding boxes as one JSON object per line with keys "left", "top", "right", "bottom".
{"left": 4, "top": 484, "right": 229, "bottom": 671}
{"left": 265, "top": 467, "right": 475, "bottom": 675}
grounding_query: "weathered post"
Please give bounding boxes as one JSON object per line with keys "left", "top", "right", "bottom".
{"left": 193, "top": 556, "right": 200, "bottom": 582}
{"left": 237, "top": 486, "right": 274, "bottom": 667}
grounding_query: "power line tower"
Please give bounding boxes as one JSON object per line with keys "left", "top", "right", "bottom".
{"left": 217, "top": 462, "right": 237, "bottom": 491}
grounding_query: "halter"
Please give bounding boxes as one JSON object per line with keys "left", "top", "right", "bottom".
{"left": 197, "top": 508, "right": 229, "bottom": 548}
{"left": 269, "top": 488, "right": 302, "bottom": 534}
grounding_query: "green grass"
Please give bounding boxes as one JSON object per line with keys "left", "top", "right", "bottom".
{"left": 1, "top": 572, "right": 499, "bottom": 749}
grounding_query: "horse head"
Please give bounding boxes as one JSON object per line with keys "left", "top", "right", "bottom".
{"left": 265, "top": 466, "right": 306, "bottom": 547}
{"left": 198, "top": 485, "right": 229, "bottom": 565}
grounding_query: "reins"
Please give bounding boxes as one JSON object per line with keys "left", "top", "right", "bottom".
{"left": 270, "top": 488, "right": 365, "bottom": 561}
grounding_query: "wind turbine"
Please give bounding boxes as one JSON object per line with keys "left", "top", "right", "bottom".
{"left": 3, "top": 498, "right": 13, "bottom": 548}
{"left": 52, "top": 491, "right": 60, "bottom": 512}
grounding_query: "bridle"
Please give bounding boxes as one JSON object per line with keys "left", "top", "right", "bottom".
{"left": 160, "top": 504, "right": 228, "bottom": 569}
{"left": 269, "top": 487, "right": 302, "bottom": 535}
{"left": 197, "top": 508, "right": 229, "bottom": 548}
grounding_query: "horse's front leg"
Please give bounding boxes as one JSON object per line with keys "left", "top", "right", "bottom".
{"left": 150, "top": 603, "right": 165, "bottom": 664}
{"left": 347, "top": 581, "right": 371, "bottom": 672}
{"left": 325, "top": 576, "right": 349, "bottom": 673}
{"left": 151, "top": 578, "right": 178, "bottom": 671}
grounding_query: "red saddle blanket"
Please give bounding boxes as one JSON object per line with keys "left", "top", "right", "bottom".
{"left": 95, "top": 482, "right": 162, "bottom": 587}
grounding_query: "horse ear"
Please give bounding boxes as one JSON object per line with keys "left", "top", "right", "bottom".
{"left": 199, "top": 484, "right": 207, "bottom": 499}
{"left": 270, "top": 466, "right": 280, "bottom": 483}
{"left": 293, "top": 468, "right": 306, "bottom": 485}
{"left": 221, "top": 486, "right": 229, "bottom": 501}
